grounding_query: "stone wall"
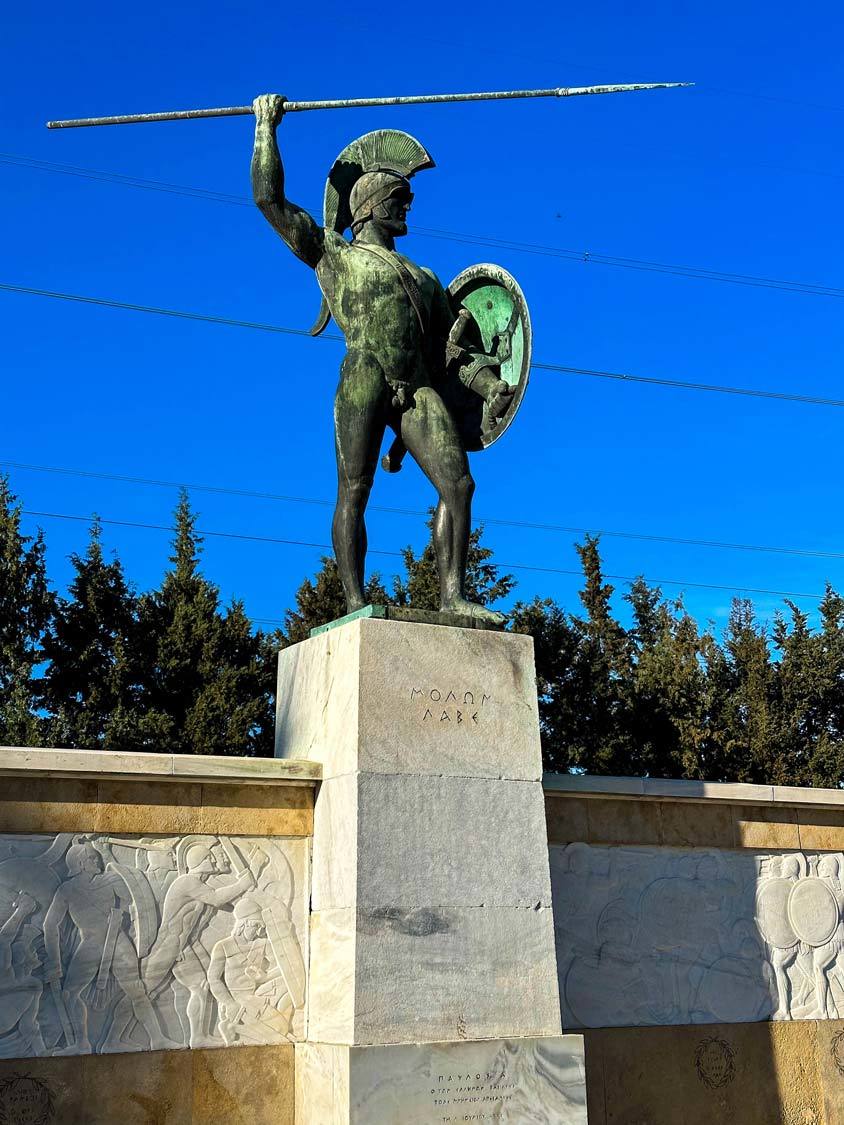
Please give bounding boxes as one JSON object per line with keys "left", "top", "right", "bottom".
{"left": 546, "top": 774, "right": 844, "bottom": 1123}
{"left": 583, "top": 1019, "right": 844, "bottom": 1125}
{"left": 0, "top": 747, "right": 318, "bottom": 1125}
{"left": 0, "top": 1044, "right": 295, "bottom": 1125}
{"left": 8, "top": 737, "right": 844, "bottom": 1122}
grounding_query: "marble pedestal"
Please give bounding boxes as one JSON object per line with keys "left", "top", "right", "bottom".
{"left": 275, "top": 618, "right": 585, "bottom": 1123}
{"left": 296, "top": 1036, "right": 588, "bottom": 1125}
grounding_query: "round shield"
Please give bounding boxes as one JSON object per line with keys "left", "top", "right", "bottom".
{"left": 445, "top": 263, "right": 531, "bottom": 452}
{"left": 697, "top": 956, "right": 774, "bottom": 1023}
{"left": 755, "top": 878, "right": 798, "bottom": 950}
{"left": 787, "top": 878, "right": 840, "bottom": 947}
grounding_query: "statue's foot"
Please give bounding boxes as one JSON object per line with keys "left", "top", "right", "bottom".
{"left": 53, "top": 1040, "right": 89, "bottom": 1056}
{"left": 441, "top": 598, "right": 506, "bottom": 626}
{"left": 156, "top": 1034, "right": 184, "bottom": 1051}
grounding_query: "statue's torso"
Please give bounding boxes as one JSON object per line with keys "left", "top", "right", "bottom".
{"left": 317, "top": 231, "right": 445, "bottom": 382}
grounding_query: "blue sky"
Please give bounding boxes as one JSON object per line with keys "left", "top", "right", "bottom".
{"left": 2, "top": 1, "right": 844, "bottom": 632}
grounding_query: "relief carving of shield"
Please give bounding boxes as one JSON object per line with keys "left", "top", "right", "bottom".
{"left": 787, "top": 878, "right": 840, "bottom": 947}
{"left": 755, "top": 878, "right": 798, "bottom": 950}
{"left": 444, "top": 263, "right": 531, "bottom": 452}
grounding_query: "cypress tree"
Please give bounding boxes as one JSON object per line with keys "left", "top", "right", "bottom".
{"left": 625, "top": 579, "right": 712, "bottom": 780}
{"left": 40, "top": 519, "right": 135, "bottom": 749}
{"left": 565, "top": 536, "right": 634, "bottom": 775}
{"left": 717, "top": 599, "right": 776, "bottom": 783}
{"left": 118, "top": 491, "right": 267, "bottom": 755}
{"left": 509, "top": 595, "right": 580, "bottom": 773}
{"left": 773, "top": 589, "right": 844, "bottom": 788}
{"left": 0, "top": 476, "right": 52, "bottom": 745}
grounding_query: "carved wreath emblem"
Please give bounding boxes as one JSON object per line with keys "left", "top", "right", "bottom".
{"left": 0, "top": 1074, "right": 55, "bottom": 1125}
{"left": 832, "top": 1030, "right": 844, "bottom": 1077}
{"left": 694, "top": 1037, "right": 736, "bottom": 1089}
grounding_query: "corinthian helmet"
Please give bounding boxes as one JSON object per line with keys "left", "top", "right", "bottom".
{"left": 349, "top": 169, "right": 411, "bottom": 232}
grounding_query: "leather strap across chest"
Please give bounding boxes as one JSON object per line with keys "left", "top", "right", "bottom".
{"left": 352, "top": 242, "right": 427, "bottom": 335}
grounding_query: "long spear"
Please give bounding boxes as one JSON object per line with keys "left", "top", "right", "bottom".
{"left": 46, "top": 82, "right": 691, "bottom": 129}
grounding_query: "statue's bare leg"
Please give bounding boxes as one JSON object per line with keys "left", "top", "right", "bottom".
{"left": 333, "top": 350, "right": 390, "bottom": 610}
{"left": 174, "top": 948, "right": 211, "bottom": 1047}
{"left": 112, "top": 932, "right": 181, "bottom": 1050}
{"left": 18, "top": 988, "right": 46, "bottom": 1055}
{"left": 401, "top": 386, "right": 504, "bottom": 624}
{"left": 54, "top": 942, "right": 98, "bottom": 1053}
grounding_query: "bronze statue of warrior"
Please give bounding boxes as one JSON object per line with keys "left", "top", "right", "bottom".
{"left": 46, "top": 84, "right": 686, "bottom": 620}
{"left": 251, "top": 93, "right": 531, "bottom": 624}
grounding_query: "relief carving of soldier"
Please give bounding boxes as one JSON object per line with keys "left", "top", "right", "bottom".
{"left": 208, "top": 897, "right": 296, "bottom": 1045}
{"left": 137, "top": 837, "right": 261, "bottom": 1048}
{"left": 0, "top": 892, "right": 45, "bottom": 1057}
{"left": 41, "top": 838, "right": 178, "bottom": 1053}
{"left": 0, "top": 831, "right": 307, "bottom": 1058}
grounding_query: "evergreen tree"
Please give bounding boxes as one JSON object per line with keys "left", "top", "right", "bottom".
{"left": 511, "top": 537, "right": 633, "bottom": 775}
{"left": 772, "top": 590, "right": 844, "bottom": 787}
{"left": 809, "top": 587, "right": 844, "bottom": 785}
{"left": 117, "top": 492, "right": 268, "bottom": 755}
{"left": 40, "top": 519, "right": 135, "bottom": 749}
{"left": 392, "top": 512, "right": 515, "bottom": 612}
{"left": 509, "top": 596, "right": 580, "bottom": 773}
{"left": 717, "top": 599, "right": 777, "bottom": 783}
{"left": 0, "top": 476, "right": 52, "bottom": 745}
{"left": 8, "top": 465, "right": 844, "bottom": 788}
{"left": 625, "top": 579, "right": 713, "bottom": 780}
{"left": 562, "top": 536, "right": 635, "bottom": 775}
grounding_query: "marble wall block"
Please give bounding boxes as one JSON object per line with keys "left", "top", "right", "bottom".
{"left": 275, "top": 618, "right": 542, "bottom": 781}
{"left": 0, "top": 831, "right": 308, "bottom": 1058}
{"left": 297, "top": 1036, "right": 588, "bottom": 1125}
{"left": 306, "top": 772, "right": 562, "bottom": 1045}
{"left": 551, "top": 841, "right": 844, "bottom": 1029}
{"left": 352, "top": 902, "right": 561, "bottom": 1045}
{"left": 313, "top": 773, "right": 553, "bottom": 913}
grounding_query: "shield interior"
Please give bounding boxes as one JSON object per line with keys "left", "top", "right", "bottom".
{"left": 445, "top": 263, "right": 531, "bottom": 452}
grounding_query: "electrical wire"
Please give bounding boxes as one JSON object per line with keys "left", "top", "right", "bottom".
{"left": 5, "top": 458, "right": 844, "bottom": 562}
{"left": 3, "top": 151, "right": 844, "bottom": 300}
{"left": 3, "top": 280, "right": 843, "bottom": 408}
{"left": 20, "top": 507, "right": 828, "bottom": 602}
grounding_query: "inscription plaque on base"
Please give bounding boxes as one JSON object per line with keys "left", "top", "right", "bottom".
{"left": 345, "top": 1036, "right": 587, "bottom": 1124}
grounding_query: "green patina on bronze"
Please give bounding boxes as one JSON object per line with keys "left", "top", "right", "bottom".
{"left": 309, "top": 604, "right": 505, "bottom": 637}
{"left": 250, "top": 93, "right": 532, "bottom": 627}
{"left": 462, "top": 287, "right": 523, "bottom": 385}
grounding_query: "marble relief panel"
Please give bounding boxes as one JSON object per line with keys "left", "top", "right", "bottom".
{"left": 0, "top": 832, "right": 308, "bottom": 1058}
{"left": 551, "top": 842, "right": 844, "bottom": 1029}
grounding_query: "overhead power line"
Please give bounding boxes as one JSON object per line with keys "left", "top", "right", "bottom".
{"left": 4, "top": 280, "right": 844, "bottom": 409}
{"left": 20, "top": 507, "right": 828, "bottom": 602}
{"left": 3, "top": 151, "right": 844, "bottom": 300}
{"left": 5, "top": 458, "right": 844, "bottom": 562}
{"left": 530, "top": 361, "right": 844, "bottom": 408}
{"left": 0, "top": 281, "right": 336, "bottom": 341}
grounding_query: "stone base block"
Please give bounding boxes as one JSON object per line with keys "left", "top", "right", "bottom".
{"left": 307, "top": 902, "right": 560, "bottom": 1045}
{"left": 275, "top": 617, "right": 542, "bottom": 781}
{"left": 295, "top": 1036, "right": 588, "bottom": 1125}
